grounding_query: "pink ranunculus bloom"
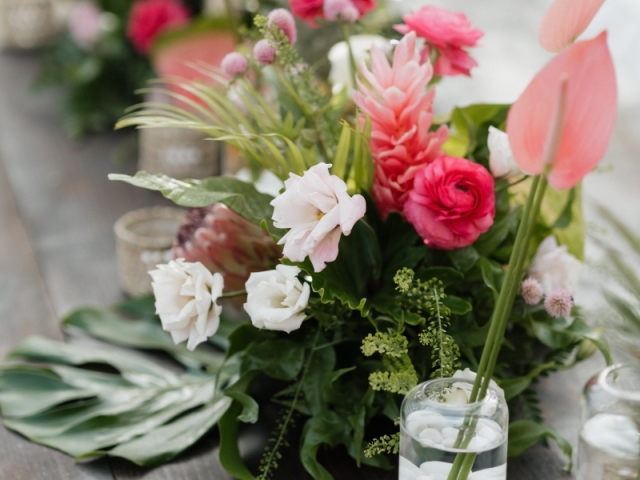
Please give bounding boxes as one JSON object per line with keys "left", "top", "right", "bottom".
{"left": 539, "top": 0, "right": 606, "bottom": 53}
{"left": 173, "top": 204, "right": 282, "bottom": 294}
{"left": 506, "top": 32, "right": 617, "bottom": 190}
{"left": 127, "top": 0, "right": 190, "bottom": 55}
{"left": 271, "top": 163, "right": 366, "bottom": 272}
{"left": 68, "top": 1, "right": 102, "bottom": 50}
{"left": 289, "top": 0, "right": 375, "bottom": 26}
{"left": 404, "top": 156, "right": 495, "bottom": 250}
{"left": 395, "top": 6, "right": 483, "bottom": 76}
{"left": 354, "top": 32, "right": 448, "bottom": 218}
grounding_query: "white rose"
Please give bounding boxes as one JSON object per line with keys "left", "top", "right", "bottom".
{"left": 528, "top": 235, "right": 583, "bottom": 295}
{"left": 328, "top": 35, "right": 390, "bottom": 94}
{"left": 244, "top": 265, "right": 311, "bottom": 333}
{"left": 487, "top": 126, "right": 523, "bottom": 179}
{"left": 271, "top": 163, "right": 366, "bottom": 272}
{"left": 149, "top": 259, "right": 224, "bottom": 351}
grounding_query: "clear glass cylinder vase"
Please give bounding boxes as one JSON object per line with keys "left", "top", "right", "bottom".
{"left": 400, "top": 377, "right": 508, "bottom": 480}
{"left": 578, "top": 364, "right": 640, "bottom": 480}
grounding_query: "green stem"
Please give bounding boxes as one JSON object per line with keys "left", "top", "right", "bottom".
{"left": 339, "top": 21, "right": 358, "bottom": 91}
{"left": 220, "top": 290, "right": 247, "bottom": 299}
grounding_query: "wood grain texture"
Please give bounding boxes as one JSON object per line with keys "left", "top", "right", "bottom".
{"left": 0, "top": 51, "right": 592, "bottom": 479}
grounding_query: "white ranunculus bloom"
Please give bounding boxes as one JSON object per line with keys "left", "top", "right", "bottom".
{"left": 149, "top": 259, "right": 224, "bottom": 351}
{"left": 328, "top": 35, "right": 390, "bottom": 94}
{"left": 487, "top": 126, "right": 523, "bottom": 179}
{"left": 528, "top": 235, "right": 583, "bottom": 295}
{"left": 244, "top": 265, "right": 311, "bottom": 333}
{"left": 271, "top": 163, "right": 366, "bottom": 272}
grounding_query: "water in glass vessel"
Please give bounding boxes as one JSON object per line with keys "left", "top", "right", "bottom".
{"left": 399, "top": 377, "right": 508, "bottom": 480}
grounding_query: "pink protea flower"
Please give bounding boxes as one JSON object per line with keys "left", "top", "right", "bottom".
{"left": 288, "top": 0, "right": 375, "bottom": 26}
{"left": 173, "top": 204, "right": 282, "bottom": 294}
{"left": 521, "top": 278, "right": 544, "bottom": 305}
{"left": 395, "top": 6, "right": 483, "bottom": 76}
{"left": 221, "top": 52, "right": 248, "bottom": 76}
{"left": 127, "top": 0, "right": 190, "bottom": 54}
{"left": 353, "top": 32, "right": 448, "bottom": 217}
{"left": 544, "top": 288, "right": 573, "bottom": 318}
{"left": 254, "top": 39, "right": 276, "bottom": 65}
{"left": 268, "top": 8, "right": 297, "bottom": 44}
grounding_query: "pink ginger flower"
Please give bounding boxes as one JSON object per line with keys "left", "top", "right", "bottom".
{"left": 173, "top": 204, "right": 282, "bottom": 294}
{"left": 354, "top": 32, "right": 448, "bottom": 217}
{"left": 395, "top": 6, "right": 483, "bottom": 77}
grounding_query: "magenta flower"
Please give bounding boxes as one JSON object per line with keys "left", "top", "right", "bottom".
{"left": 127, "top": 0, "right": 190, "bottom": 55}
{"left": 353, "top": 32, "right": 448, "bottom": 218}
{"left": 403, "top": 156, "right": 495, "bottom": 250}
{"left": 395, "top": 6, "right": 483, "bottom": 76}
{"left": 173, "top": 204, "right": 282, "bottom": 294}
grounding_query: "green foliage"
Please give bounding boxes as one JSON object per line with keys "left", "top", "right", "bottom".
{"left": 508, "top": 420, "right": 572, "bottom": 470}
{"left": 363, "top": 433, "right": 399, "bottom": 458}
{"left": 361, "top": 332, "right": 418, "bottom": 395}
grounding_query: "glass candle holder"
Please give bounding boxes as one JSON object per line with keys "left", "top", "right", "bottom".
{"left": 578, "top": 364, "right": 640, "bottom": 480}
{"left": 400, "top": 378, "right": 508, "bottom": 480}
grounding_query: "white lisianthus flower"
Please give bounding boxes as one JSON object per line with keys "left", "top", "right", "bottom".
{"left": 149, "top": 259, "right": 224, "bottom": 351}
{"left": 487, "top": 126, "right": 523, "bottom": 179}
{"left": 244, "top": 265, "right": 311, "bottom": 333}
{"left": 528, "top": 235, "right": 583, "bottom": 295}
{"left": 271, "top": 163, "right": 366, "bottom": 272}
{"left": 328, "top": 35, "right": 390, "bottom": 94}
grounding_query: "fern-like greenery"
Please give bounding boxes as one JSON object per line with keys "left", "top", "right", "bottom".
{"left": 361, "top": 332, "right": 418, "bottom": 395}
{"left": 363, "top": 433, "right": 400, "bottom": 458}
{"left": 257, "top": 406, "right": 298, "bottom": 480}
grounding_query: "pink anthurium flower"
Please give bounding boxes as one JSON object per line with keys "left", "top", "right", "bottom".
{"left": 506, "top": 32, "right": 617, "bottom": 190}
{"left": 539, "top": 0, "right": 606, "bottom": 52}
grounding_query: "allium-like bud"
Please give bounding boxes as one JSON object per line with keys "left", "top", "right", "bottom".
{"left": 221, "top": 52, "right": 248, "bottom": 76}
{"left": 544, "top": 288, "right": 573, "bottom": 318}
{"left": 267, "top": 8, "right": 297, "bottom": 44}
{"left": 324, "top": 0, "right": 360, "bottom": 22}
{"left": 521, "top": 278, "right": 544, "bottom": 305}
{"left": 173, "top": 204, "right": 282, "bottom": 293}
{"left": 253, "top": 39, "right": 276, "bottom": 65}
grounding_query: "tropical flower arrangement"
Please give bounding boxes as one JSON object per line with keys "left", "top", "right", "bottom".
{"left": 0, "top": 0, "right": 618, "bottom": 479}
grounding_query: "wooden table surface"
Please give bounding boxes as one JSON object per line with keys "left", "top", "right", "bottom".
{"left": 0, "top": 50, "right": 608, "bottom": 480}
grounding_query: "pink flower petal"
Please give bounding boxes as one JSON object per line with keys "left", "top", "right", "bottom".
{"left": 506, "top": 32, "right": 617, "bottom": 190}
{"left": 539, "top": 0, "right": 606, "bottom": 53}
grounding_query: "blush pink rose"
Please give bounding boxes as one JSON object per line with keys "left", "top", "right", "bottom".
{"left": 395, "top": 6, "right": 483, "bottom": 76}
{"left": 404, "top": 156, "right": 495, "bottom": 250}
{"left": 127, "top": 0, "right": 190, "bottom": 54}
{"left": 289, "top": 0, "right": 375, "bottom": 26}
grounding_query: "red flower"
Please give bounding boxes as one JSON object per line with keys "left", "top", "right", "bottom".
{"left": 404, "top": 156, "right": 495, "bottom": 250}
{"left": 289, "top": 0, "right": 375, "bottom": 26}
{"left": 127, "top": 0, "right": 190, "bottom": 55}
{"left": 395, "top": 6, "right": 483, "bottom": 76}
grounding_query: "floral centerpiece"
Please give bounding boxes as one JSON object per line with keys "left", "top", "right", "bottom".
{"left": 0, "top": 0, "right": 617, "bottom": 479}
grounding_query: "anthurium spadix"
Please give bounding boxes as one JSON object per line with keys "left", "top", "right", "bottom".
{"left": 506, "top": 32, "right": 617, "bottom": 190}
{"left": 539, "top": 0, "right": 606, "bottom": 52}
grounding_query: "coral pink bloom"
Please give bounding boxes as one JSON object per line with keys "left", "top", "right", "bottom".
{"left": 289, "top": 0, "right": 375, "bottom": 26}
{"left": 506, "top": 32, "right": 617, "bottom": 190}
{"left": 539, "top": 0, "right": 606, "bottom": 52}
{"left": 395, "top": 6, "right": 483, "bottom": 76}
{"left": 354, "top": 32, "right": 448, "bottom": 217}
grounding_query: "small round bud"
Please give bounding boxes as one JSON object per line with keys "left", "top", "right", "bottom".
{"left": 253, "top": 39, "right": 276, "bottom": 65}
{"left": 521, "top": 278, "right": 544, "bottom": 305}
{"left": 323, "top": 0, "right": 360, "bottom": 22}
{"left": 544, "top": 288, "right": 573, "bottom": 318}
{"left": 267, "top": 8, "right": 297, "bottom": 44}
{"left": 221, "top": 52, "right": 248, "bottom": 76}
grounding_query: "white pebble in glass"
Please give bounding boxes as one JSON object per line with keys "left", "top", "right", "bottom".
{"left": 400, "top": 378, "right": 508, "bottom": 480}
